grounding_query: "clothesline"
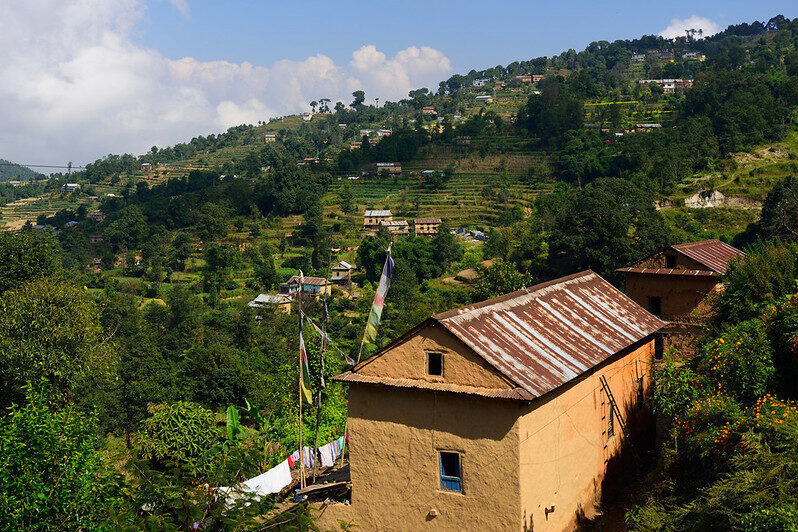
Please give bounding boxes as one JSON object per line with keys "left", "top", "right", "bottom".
{"left": 214, "top": 433, "right": 346, "bottom": 507}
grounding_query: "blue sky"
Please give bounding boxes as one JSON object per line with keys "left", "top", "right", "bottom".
{"left": 1, "top": 0, "right": 796, "bottom": 165}
{"left": 139, "top": 1, "right": 796, "bottom": 74}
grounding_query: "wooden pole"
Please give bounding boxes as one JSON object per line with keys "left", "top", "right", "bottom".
{"left": 298, "top": 278, "right": 305, "bottom": 490}
{"left": 313, "top": 250, "right": 333, "bottom": 482}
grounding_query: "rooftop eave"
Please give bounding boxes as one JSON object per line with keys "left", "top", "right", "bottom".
{"left": 331, "top": 371, "right": 535, "bottom": 401}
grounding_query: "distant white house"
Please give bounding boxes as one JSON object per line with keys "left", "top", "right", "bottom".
{"left": 475, "top": 94, "right": 493, "bottom": 104}
{"left": 472, "top": 78, "right": 489, "bottom": 87}
{"left": 248, "top": 293, "right": 292, "bottom": 316}
{"left": 61, "top": 183, "right": 80, "bottom": 194}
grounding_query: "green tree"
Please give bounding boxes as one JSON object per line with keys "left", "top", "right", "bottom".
{"left": 431, "top": 223, "right": 463, "bottom": 271}
{"left": 0, "top": 382, "right": 122, "bottom": 531}
{"left": 0, "top": 231, "right": 61, "bottom": 294}
{"left": 473, "top": 260, "right": 529, "bottom": 301}
{"left": 544, "top": 178, "right": 672, "bottom": 281}
{"left": 351, "top": 90, "right": 366, "bottom": 108}
{"left": 0, "top": 278, "right": 115, "bottom": 405}
{"left": 339, "top": 183, "right": 356, "bottom": 214}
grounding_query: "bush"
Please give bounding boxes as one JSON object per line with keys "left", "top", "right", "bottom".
{"left": 138, "top": 401, "right": 221, "bottom": 480}
{"left": 0, "top": 382, "right": 121, "bottom": 530}
{"left": 700, "top": 319, "right": 776, "bottom": 404}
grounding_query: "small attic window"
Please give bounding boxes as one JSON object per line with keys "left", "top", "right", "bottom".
{"left": 666, "top": 255, "right": 677, "bottom": 268}
{"left": 427, "top": 352, "right": 443, "bottom": 376}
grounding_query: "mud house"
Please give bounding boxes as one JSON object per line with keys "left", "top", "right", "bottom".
{"left": 475, "top": 94, "right": 493, "bottom": 104}
{"left": 363, "top": 209, "right": 392, "bottom": 233}
{"left": 380, "top": 219, "right": 410, "bottom": 236}
{"left": 279, "top": 276, "right": 331, "bottom": 299}
{"left": 414, "top": 217, "right": 442, "bottom": 237}
{"left": 322, "top": 271, "right": 664, "bottom": 531}
{"left": 422, "top": 106, "right": 437, "bottom": 115}
{"left": 247, "top": 293, "right": 291, "bottom": 316}
{"left": 88, "top": 211, "right": 106, "bottom": 223}
{"left": 375, "top": 162, "right": 401, "bottom": 175}
{"left": 617, "top": 239, "right": 745, "bottom": 356}
{"left": 264, "top": 133, "right": 277, "bottom": 143}
{"left": 330, "top": 261, "right": 354, "bottom": 286}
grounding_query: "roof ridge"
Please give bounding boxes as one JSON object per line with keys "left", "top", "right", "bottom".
{"left": 433, "top": 270, "right": 594, "bottom": 321}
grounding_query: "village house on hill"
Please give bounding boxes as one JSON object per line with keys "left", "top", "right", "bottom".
{"left": 330, "top": 261, "right": 354, "bottom": 286}
{"left": 279, "top": 275, "right": 331, "bottom": 299}
{"left": 380, "top": 219, "right": 410, "bottom": 236}
{"left": 248, "top": 293, "right": 291, "bottom": 316}
{"left": 617, "top": 239, "right": 745, "bottom": 356}
{"left": 363, "top": 209, "right": 392, "bottom": 233}
{"left": 321, "top": 271, "right": 664, "bottom": 531}
{"left": 414, "top": 217, "right": 442, "bottom": 237}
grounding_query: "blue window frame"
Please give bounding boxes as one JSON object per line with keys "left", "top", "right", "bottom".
{"left": 439, "top": 451, "right": 462, "bottom": 492}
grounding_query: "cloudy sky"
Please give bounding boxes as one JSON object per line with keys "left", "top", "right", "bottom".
{"left": 1, "top": 1, "right": 794, "bottom": 166}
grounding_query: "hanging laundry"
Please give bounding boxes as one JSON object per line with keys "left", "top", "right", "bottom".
{"left": 302, "top": 446, "right": 315, "bottom": 468}
{"left": 319, "top": 442, "right": 335, "bottom": 467}
{"left": 289, "top": 449, "right": 301, "bottom": 468}
{"left": 243, "top": 459, "right": 292, "bottom": 497}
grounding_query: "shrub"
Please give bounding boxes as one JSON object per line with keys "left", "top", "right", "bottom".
{"left": 700, "top": 319, "right": 776, "bottom": 403}
{"left": 138, "top": 401, "right": 220, "bottom": 480}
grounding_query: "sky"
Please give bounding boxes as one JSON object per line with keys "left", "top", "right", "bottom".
{"left": 1, "top": 0, "right": 795, "bottom": 166}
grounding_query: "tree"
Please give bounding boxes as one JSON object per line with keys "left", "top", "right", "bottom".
{"left": 168, "top": 232, "right": 193, "bottom": 271}
{"left": 544, "top": 178, "right": 672, "bottom": 281}
{"left": 351, "top": 90, "right": 366, "bottom": 108}
{"left": 473, "top": 260, "right": 529, "bottom": 301}
{"left": 0, "top": 382, "right": 122, "bottom": 531}
{"left": 201, "top": 244, "right": 238, "bottom": 306}
{"left": 0, "top": 278, "right": 115, "bottom": 405}
{"left": 339, "top": 183, "right": 355, "bottom": 214}
{"left": 431, "top": 223, "right": 463, "bottom": 271}
{"left": 253, "top": 247, "right": 278, "bottom": 290}
{"left": 0, "top": 231, "right": 60, "bottom": 294}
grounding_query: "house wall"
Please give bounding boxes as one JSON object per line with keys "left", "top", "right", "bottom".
{"left": 320, "top": 385, "right": 523, "bottom": 531}
{"left": 517, "top": 340, "right": 654, "bottom": 531}
{"left": 623, "top": 272, "right": 718, "bottom": 322}
{"left": 632, "top": 250, "right": 705, "bottom": 271}
{"left": 355, "top": 323, "right": 514, "bottom": 390}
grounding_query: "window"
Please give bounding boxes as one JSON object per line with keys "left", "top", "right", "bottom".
{"left": 648, "top": 296, "right": 663, "bottom": 317}
{"left": 427, "top": 352, "right": 443, "bottom": 376}
{"left": 439, "top": 452, "right": 462, "bottom": 492}
{"left": 666, "top": 254, "right": 677, "bottom": 268}
{"left": 655, "top": 335, "right": 664, "bottom": 360}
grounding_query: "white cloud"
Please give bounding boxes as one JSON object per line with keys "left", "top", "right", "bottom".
{"left": 168, "top": 0, "right": 190, "bottom": 19}
{"left": 659, "top": 15, "right": 720, "bottom": 40}
{"left": 0, "top": 0, "right": 452, "bottom": 165}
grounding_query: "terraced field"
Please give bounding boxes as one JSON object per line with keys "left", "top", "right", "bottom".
{"left": 326, "top": 172, "right": 550, "bottom": 228}
{"left": 0, "top": 194, "right": 93, "bottom": 230}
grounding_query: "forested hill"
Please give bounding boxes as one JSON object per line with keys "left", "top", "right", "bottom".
{"left": 0, "top": 12, "right": 797, "bottom": 531}
{"left": 0, "top": 159, "right": 44, "bottom": 181}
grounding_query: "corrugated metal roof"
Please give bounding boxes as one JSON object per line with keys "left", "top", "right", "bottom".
{"left": 364, "top": 210, "right": 392, "bottom": 217}
{"left": 671, "top": 240, "right": 745, "bottom": 274}
{"left": 616, "top": 267, "right": 718, "bottom": 277}
{"left": 286, "top": 275, "right": 329, "bottom": 285}
{"left": 333, "top": 371, "right": 534, "bottom": 401}
{"left": 414, "top": 218, "right": 442, "bottom": 224}
{"left": 333, "top": 261, "right": 353, "bottom": 270}
{"left": 431, "top": 271, "right": 664, "bottom": 398}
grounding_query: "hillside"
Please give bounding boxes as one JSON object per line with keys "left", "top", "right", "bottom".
{"left": 0, "top": 159, "right": 44, "bottom": 181}
{"left": 1, "top": 13, "right": 797, "bottom": 530}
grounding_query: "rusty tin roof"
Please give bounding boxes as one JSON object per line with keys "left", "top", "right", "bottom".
{"left": 671, "top": 240, "right": 745, "bottom": 274}
{"left": 431, "top": 271, "right": 664, "bottom": 398}
{"left": 616, "top": 267, "right": 718, "bottom": 277}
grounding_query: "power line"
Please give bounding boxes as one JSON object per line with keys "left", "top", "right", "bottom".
{"left": 0, "top": 162, "right": 87, "bottom": 170}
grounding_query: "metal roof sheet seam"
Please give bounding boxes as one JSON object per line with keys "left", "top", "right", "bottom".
{"left": 432, "top": 270, "right": 664, "bottom": 398}
{"left": 670, "top": 239, "right": 745, "bottom": 274}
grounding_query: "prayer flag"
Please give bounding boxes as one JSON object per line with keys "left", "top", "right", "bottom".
{"left": 363, "top": 249, "right": 394, "bottom": 345}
